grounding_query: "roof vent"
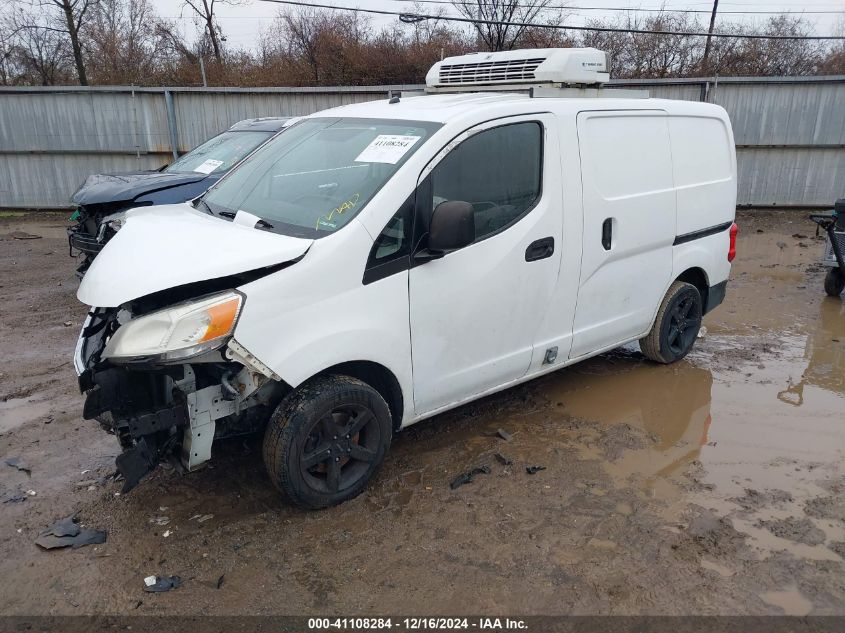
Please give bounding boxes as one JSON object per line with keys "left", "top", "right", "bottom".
{"left": 426, "top": 48, "right": 609, "bottom": 90}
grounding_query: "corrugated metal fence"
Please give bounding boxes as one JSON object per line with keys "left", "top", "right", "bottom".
{"left": 0, "top": 77, "right": 843, "bottom": 209}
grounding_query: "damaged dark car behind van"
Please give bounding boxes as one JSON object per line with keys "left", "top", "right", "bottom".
{"left": 67, "top": 117, "right": 292, "bottom": 277}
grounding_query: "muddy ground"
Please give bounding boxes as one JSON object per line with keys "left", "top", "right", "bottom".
{"left": 0, "top": 210, "right": 843, "bottom": 616}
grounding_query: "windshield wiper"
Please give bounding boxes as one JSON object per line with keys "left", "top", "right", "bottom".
{"left": 193, "top": 197, "right": 214, "bottom": 215}
{"left": 217, "top": 210, "right": 274, "bottom": 230}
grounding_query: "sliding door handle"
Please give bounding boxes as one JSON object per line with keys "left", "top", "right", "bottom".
{"left": 602, "top": 218, "right": 613, "bottom": 251}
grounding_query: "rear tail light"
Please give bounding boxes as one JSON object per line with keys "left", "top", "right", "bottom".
{"left": 727, "top": 222, "right": 738, "bottom": 262}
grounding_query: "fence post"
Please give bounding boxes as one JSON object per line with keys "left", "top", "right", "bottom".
{"left": 164, "top": 90, "right": 180, "bottom": 160}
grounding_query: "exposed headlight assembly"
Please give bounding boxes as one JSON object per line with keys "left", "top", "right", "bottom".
{"left": 103, "top": 291, "right": 243, "bottom": 363}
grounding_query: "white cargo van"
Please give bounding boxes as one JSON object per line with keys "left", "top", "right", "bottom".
{"left": 74, "top": 48, "right": 738, "bottom": 508}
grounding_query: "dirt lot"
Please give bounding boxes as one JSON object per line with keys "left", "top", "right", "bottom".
{"left": 0, "top": 209, "right": 843, "bottom": 616}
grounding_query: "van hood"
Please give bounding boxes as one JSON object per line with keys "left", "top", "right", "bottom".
{"left": 77, "top": 204, "right": 312, "bottom": 307}
{"left": 71, "top": 172, "right": 209, "bottom": 206}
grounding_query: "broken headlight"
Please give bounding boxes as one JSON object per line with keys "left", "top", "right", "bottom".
{"left": 102, "top": 291, "right": 243, "bottom": 363}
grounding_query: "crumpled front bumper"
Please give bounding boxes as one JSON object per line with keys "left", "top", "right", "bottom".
{"left": 74, "top": 311, "right": 279, "bottom": 492}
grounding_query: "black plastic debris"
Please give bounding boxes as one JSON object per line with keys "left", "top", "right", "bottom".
{"left": 525, "top": 465, "right": 546, "bottom": 475}
{"left": 144, "top": 575, "right": 182, "bottom": 593}
{"left": 496, "top": 429, "right": 512, "bottom": 441}
{"left": 4, "top": 457, "right": 31, "bottom": 476}
{"left": 2, "top": 490, "right": 28, "bottom": 504}
{"left": 494, "top": 453, "right": 513, "bottom": 466}
{"left": 35, "top": 515, "right": 107, "bottom": 550}
{"left": 450, "top": 465, "right": 491, "bottom": 490}
{"left": 216, "top": 574, "right": 225, "bottom": 590}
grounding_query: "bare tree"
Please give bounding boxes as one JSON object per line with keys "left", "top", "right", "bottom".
{"left": 3, "top": 2, "right": 843, "bottom": 86}
{"left": 0, "top": 8, "right": 18, "bottom": 84}
{"left": 83, "top": 0, "right": 169, "bottom": 84}
{"left": 6, "top": 4, "right": 70, "bottom": 84}
{"left": 265, "top": 8, "right": 370, "bottom": 85}
{"left": 452, "top": 0, "right": 561, "bottom": 52}
{"left": 39, "top": 0, "right": 97, "bottom": 85}
{"left": 182, "top": 0, "right": 241, "bottom": 64}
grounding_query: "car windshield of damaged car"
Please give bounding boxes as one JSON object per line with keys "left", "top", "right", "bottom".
{"left": 165, "top": 130, "right": 274, "bottom": 175}
{"left": 202, "top": 118, "right": 441, "bottom": 239}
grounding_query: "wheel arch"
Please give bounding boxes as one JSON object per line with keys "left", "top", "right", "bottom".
{"left": 675, "top": 266, "right": 710, "bottom": 309}
{"left": 314, "top": 361, "right": 405, "bottom": 432}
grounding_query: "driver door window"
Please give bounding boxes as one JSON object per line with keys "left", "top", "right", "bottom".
{"left": 428, "top": 122, "right": 543, "bottom": 243}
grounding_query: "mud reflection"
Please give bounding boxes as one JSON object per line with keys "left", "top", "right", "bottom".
{"left": 537, "top": 349, "right": 713, "bottom": 486}
{"left": 778, "top": 298, "right": 845, "bottom": 404}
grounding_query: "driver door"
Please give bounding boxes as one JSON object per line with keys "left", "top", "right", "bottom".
{"left": 409, "top": 115, "right": 563, "bottom": 415}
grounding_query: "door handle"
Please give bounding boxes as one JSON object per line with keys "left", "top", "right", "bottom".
{"left": 525, "top": 237, "right": 554, "bottom": 262}
{"left": 602, "top": 218, "right": 613, "bottom": 251}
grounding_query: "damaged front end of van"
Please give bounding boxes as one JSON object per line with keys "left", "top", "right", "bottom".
{"left": 73, "top": 204, "right": 310, "bottom": 491}
{"left": 75, "top": 297, "right": 287, "bottom": 492}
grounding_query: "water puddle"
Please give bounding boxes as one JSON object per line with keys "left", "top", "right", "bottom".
{"left": 0, "top": 395, "right": 53, "bottom": 433}
{"left": 759, "top": 588, "right": 814, "bottom": 616}
{"left": 523, "top": 288, "right": 845, "bottom": 559}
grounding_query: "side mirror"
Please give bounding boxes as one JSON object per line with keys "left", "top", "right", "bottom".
{"left": 428, "top": 201, "right": 475, "bottom": 253}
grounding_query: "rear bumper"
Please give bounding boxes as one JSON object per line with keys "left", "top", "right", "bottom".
{"left": 704, "top": 280, "right": 727, "bottom": 315}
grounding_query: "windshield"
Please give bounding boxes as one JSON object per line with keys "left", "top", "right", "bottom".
{"left": 202, "top": 118, "right": 441, "bottom": 238}
{"left": 165, "top": 130, "right": 274, "bottom": 175}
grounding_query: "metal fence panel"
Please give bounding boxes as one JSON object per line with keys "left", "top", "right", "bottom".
{"left": 0, "top": 152, "right": 166, "bottom": 208}
{"left": 0, "top": 90, "right": 170, "bottom": 153}
{"left": 714, "top": 82, "right": 845, "bottom": 146}
{"left": 737, "top": 147, "right": 845, "bottom": 207}
{"left": 171, "top": 89, "right": 389, "bottom": 150}
{"left": 0, "top": 79, "right": 843, "bottom": 209}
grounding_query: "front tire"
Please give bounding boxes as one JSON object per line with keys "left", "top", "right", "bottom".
{"left": 824, "top": 268, "right": 845, "bottom": 297}
{"left": 639, "top": 281, "right": 703, "bottom": 364}
{"left": 262, "top": 375, "right": 392, "bottom": 509}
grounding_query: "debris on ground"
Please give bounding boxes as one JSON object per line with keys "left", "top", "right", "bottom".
{"left": 6, "top": 231, "right": 41, "bottom": 240}
{"left": 190, "top": 514, "right": 214, "bottom": 523}
{"left": 149, "top": 516, "right": 170, "bottom": 526}
{"left": 143, "top": 575, "right": 182, "bottom": 593}
{"left": 494, "top": 453, "right": 513, "bottom": 466}
{"left": 216, "top": 574, "right": 225, "bottom": 589}
{"left": 496, "top": 429, "right": 512, "bottom": 441}
{"left": 526, "top": 466, "right": 546, "bottom": 475}
{"left": 4, "top": 456, "right": 32, "bottom": 476}
{"left": 35, "top": 515, "right": 107, "bottom": 550}
{"left": 450, "top": 466, "right": 491, "bottom": 490}
{"left": 2, "top": 490, "right": 28, "bottom": 504}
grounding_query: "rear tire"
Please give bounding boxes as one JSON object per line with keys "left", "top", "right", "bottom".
{"left": 640, "top": 281, "right": 703, "bottom": 364}
{"left": 824, "top": 268, "right": 845, "bottom": 297}
{"left": 262, "top": 374, "right": 392, "bottom": 509}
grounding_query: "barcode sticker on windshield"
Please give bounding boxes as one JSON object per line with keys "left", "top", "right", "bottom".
{"left": 194, "top": 159, "right": 224, "bottom": 174}
{"left": 355, "top": 135, "right": 421, "bottom": 164}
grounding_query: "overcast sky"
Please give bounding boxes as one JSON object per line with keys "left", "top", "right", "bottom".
{"left": 151, "top": 0, "right": 845, "bottom": 52}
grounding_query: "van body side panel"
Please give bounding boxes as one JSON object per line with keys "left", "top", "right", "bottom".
{"left": 408, "top": 115, "right": 563, "bottom": 416}
{"left": 570, "top": 111, "right": 676, "bottom": 359}
{"left": 668, "top": 114, "right": 736, "bottom": 239}
{"left": 526, "top": 111, "right": 583, "bottom": 373}
{"left": 233, "top": 221, "right": 416, "bottom": 425}
{"left": 672, "top": 231, "right": 732, "bottom": 291}
{"left": 667, "top": 110, "right": 737, "bottom": 300}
